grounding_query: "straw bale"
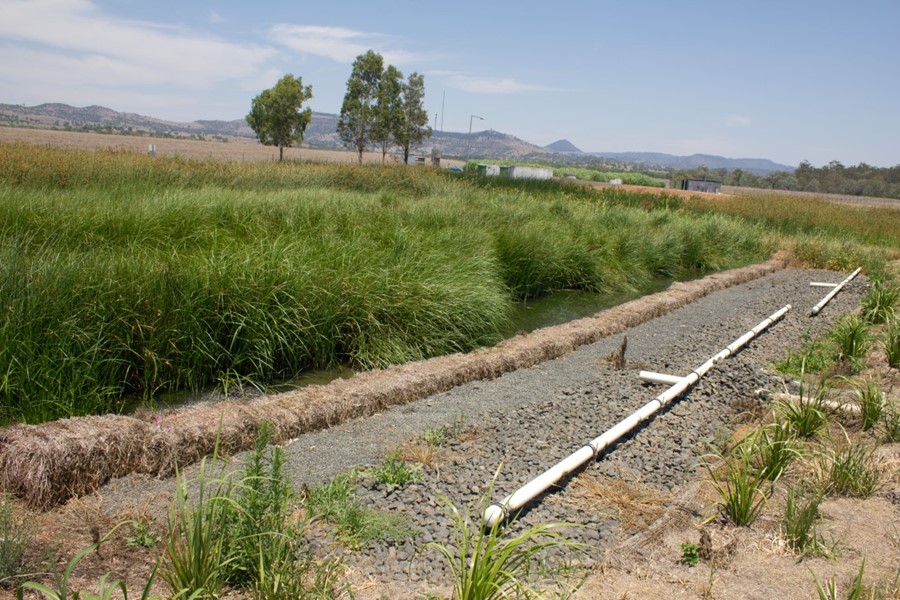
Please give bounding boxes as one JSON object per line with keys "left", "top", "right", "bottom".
{"left": 0, "top": 258, "right": 786, "bottom": 509}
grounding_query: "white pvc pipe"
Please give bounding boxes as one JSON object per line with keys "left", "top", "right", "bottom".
{"left": 810, "top": 267, "right": 861, "bottom": 316}
{"left": 483, "top": 304, "right": 792, "bottom": 527}
{"left": 639, "top": 371, "right": 684, "bottom": 385}
{"left": 810, "top": 282, "right": 839, "bottom": 288}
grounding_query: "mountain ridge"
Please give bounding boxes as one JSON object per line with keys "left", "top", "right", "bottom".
{"left": 0, "top": 102, "right": 793, "bottom": 173}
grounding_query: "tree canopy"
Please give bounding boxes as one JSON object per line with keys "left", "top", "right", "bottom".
{"left": 395, "top": 72, "right": 432, "bottom": 164}
{"left": 246, "top": 74, "right": 313, "bottom": 161}
{"left": 337, "top": 50, "right": 384, "bottom": 164}
{"left": 338, "top": 50, "right": 431, "bottom": 164}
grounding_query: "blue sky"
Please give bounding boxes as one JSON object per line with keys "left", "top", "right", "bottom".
{"left": 1, "top": 0, "right": 898, "bottom": 167}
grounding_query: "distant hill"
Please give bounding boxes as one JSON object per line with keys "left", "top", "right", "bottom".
{"left": 589, "top": 151, "right": 793, "bottom": 174}
{"left": 544, "top": 139, "right": 582, "bottom": 153}
{"left": 0, "top": 103, "right": 792, "bottom": 173}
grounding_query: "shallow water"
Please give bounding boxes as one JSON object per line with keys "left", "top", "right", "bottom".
{"left": 131, "top": 280, "right": 674, "bottom": 413}
{"left": 500, "top": 279, "right": 672, "bottom": 337}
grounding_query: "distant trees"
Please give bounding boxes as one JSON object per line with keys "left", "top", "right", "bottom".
{"left": 672, "top": 161, "right": 900, "bottom": 199}
{"left": 338, "top": 50, "right": 432, "bottom": 164}
{"left": 246, "top": 74, "right": 313, "bottom": 161}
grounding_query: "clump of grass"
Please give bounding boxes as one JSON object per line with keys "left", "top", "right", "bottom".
{"left": 813, "top": 561, "right": 868, "bottom": 600}
{"left": 0, "top": 494, "right": 34, "bottom": 585}
{"left": 744, "top": 421, "right": 802, "bottom": 482}
{"left": 428, "top": 471, "right": 586, "bottom": 600}
{"left": 880, "top": 402, "right": 900, "bottom": 443}
{"left": 862, "top": 279, "right": 899, "bottom": 325}
{"left": 852, "top": 378, "right": 884, "bottom": 431}
{"left": 818, "top": 438, "right": 883, "bottom": 499}
{"left": 778, "top": 380, "right": 829, "bottom": 438}
{"left": 161, "top": 457, "right": 233, "bottom": 600}
{"left": 704, "top": 448, "right": 769, "bottom": 527}
{"left": 884, "top": 320, "right": 900, "bottom": 368}
{"left": 781, "top": 487, "right": 829, "bottom": 557}
{"left": 830, "top": 314, "right": 872, "bottom": 373}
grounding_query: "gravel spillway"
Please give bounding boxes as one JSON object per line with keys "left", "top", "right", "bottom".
{"left": 92, "top": 267, "right": 866, "bottom": 597}
{"left": 273, "top": 268, "right": 865, "bottom": 594}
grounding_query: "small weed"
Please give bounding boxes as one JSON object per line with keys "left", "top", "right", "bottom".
{"left": 776, "top": 334, "right": 833, "bottom": 376}
{"left": 125, "top": 518, "right": 160, "bottom": 549}
{"left": 307, "top": 472, "right": 415, "bottom": 549}
{"left": 17, "top": 523, "right": 160, "bottom": 600}
{"left": 781, "top": 487, "right": 828, "bottom": 557}
{"left": 830, "top": 314, "right": 872, "bottom": 373}
{"left": 820, "top": 438, "right": 883, "bottom": 498}
{"left": 862, "top": 280, "right": 899, "bottom": 325}
{"left": 680, "top": 542, "right": 701, "bottom": 567}
{"left": 369, "top": 452, "right": 421, "bottom": 491}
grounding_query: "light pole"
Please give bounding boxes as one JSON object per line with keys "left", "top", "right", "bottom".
{"left": 464, "top": 114, "right": 484, "bottom": 171}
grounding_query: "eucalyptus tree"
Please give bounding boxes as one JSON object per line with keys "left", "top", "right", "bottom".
{"left": 372, "top": 65, "right": 404, "bottom": 163}
{"left": 246, "top": 74, "right": 313, "bottom": 161}
{"left": 338, "top": 50, "right": 384, "bottom": 164}
{"left": 395, "top": 72, "right": 432, "bottom": 164}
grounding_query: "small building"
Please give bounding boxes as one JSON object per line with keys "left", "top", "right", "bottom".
{"left": 476, "top": 164, "right": 552, "bottom": 180}
{"left": 681, "top": 178, "right": 722, "bottom": 193}
{"left": 508, "top": 165, "right": 552, "bottom": 180}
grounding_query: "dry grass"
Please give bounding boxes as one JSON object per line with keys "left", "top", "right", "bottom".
{"left": 0, "top": 126, "right": 464, "bottom": 167}
{"left": 559, "top": 473, "right": 669, "bottom": 536}
{"left": 0, "top": 258, "right": 787, "bottom": 510}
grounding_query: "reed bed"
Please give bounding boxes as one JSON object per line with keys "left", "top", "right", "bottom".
{"left": 0, "top": 143, "right": 770, "bottom": 425}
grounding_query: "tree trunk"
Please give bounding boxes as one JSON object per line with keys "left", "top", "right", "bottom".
{"left": 279, "top": 145, "right": 284, "bottom": 162}
{"left": 403, "top": 146, "right": 410, "bottom": 164}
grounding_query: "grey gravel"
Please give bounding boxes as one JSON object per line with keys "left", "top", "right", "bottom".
{"left": 93, "top": 267, "right": 867, "bottom": 595}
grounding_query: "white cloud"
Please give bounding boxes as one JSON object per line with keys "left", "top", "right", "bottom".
{"left": 727, "top": 114, "right": 752, "bottom": 126}
{"left": 0, "top": 0, "right": 276, "bottom": 89}
{"left": 433, "top": 71, "right": 557, "bottom": 94}
{"left": 270, "top": 24, "right": 424, "bottom": 65}
{"left": 209, "top": 11, "right": 224, "bottom": 24}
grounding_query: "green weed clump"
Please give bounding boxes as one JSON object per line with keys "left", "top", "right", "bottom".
{"left": 853, "top": 379, "right": 884, "bottom": 431}
{"left": 307, "top": 473, "right": 415, "bottom": 549}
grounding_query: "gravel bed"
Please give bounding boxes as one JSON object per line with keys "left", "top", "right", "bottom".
{"left": 95, "top": 267, "right": 866, "bottom": 597}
